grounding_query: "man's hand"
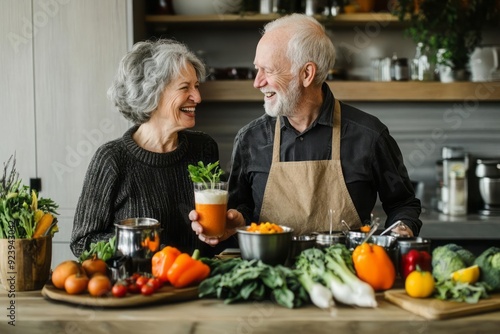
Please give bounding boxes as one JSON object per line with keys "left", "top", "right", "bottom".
{"left": 189, "top": 209, "right": 246, "bottom": 246}
{"left": 391, "top": 221, "right": 414, "bottom": 238}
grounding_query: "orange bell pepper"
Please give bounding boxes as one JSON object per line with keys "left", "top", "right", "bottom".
{"left": 352, "top": 243, "right": 396, "bottom": 291}
{"left": 151, "top": 246, "right": 181, "bottom": 283}
{"left": 167, "top": 249, "right": 210, "bottom": 288}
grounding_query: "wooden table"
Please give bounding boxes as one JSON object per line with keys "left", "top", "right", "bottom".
{"left": 1, "top": 287, "right": 499, "bottom": 334}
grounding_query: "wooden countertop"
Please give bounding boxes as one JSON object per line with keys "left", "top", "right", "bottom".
{"left": 1, "top": 286, "right": 499, "bottom": 333}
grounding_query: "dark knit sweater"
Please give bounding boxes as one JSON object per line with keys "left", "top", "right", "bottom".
{"left": 70, "top": 125, "right": 236, "bottom": 258}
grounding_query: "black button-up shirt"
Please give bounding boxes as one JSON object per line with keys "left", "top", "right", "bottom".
{"left": 228, "top": 83, "right": 422, "bottom": 235}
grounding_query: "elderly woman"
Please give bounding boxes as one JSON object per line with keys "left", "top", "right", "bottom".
{"left": 70, "top": 39, "right": 233, "bottom": 259}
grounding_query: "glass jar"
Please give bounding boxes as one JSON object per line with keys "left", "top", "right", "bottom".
{"left": 418, "top": 43, "right": 436, "bottom": 81}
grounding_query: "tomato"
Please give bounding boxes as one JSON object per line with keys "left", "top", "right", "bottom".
{"left": 127, "top": 282, "right": 140, "bottom": 294}
{"left": 52, "top": 261, "right": 82, "bottom": 289}
{"left": 130, "top": 273, "right": 141, "bottom": 282}
{"left": 112, "top": 282, "right": 128, "bottom": 298}
{"left": 136, "top": 275, "right": 150, "bottom": 288}
{"left": 148, "top": 277, "right": 162, "bottom": 291}
{"left": 64, "top": 273, "right": 89, "bottom": 295}
{"left": 82, "top": 257, "right": 108, "bottom": 277}
{"left": 87, "top": 275, "right": 112, "bottom": 297}
{"left": 141, "top": 283, "right": 155, "bottom": 296}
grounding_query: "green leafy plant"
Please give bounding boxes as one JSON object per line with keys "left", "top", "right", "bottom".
{"left": 392, "top": 0, "right": 499, "bottom": 70}
{"left": 0, "top": 155, "right": 58, "bottom": 239}
{"left": 198, "top": 257, "right": 309, "bottom": 309}
{"left": 78, "top": 235, "right": 116, "bottom": 262}
{"left": 187, "top": 161, "right": 224, "bottom": 189}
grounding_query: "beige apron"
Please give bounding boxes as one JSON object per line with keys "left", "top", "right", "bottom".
{"left": 260, "top": 100, "right": 362, "bottom": 235}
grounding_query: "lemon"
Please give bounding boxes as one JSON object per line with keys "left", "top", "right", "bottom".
{"left": 451, "top": 265, "right": 480, "bottom": 284}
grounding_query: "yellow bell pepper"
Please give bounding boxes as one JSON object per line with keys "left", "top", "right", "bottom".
{"left": 405, "top": 269, "right": 435, "bottom": 298}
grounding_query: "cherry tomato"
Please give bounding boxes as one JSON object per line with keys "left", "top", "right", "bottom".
{"left": 141, "top": 283, "right": 155, "bottom": 296}
{"left": 148, "top": 277, "right": 162, "bottom": 291}
{"left": 127, "top": 282, "right": 140, "bottom": 294}
{"left": 136, "top": 275, "right": 150, "bottom": 288}
{"left": 130, "top": 273, "right": 141, "bottom": 282}
{"left": 112, "top": 282, "right": 128, "bottom": 298}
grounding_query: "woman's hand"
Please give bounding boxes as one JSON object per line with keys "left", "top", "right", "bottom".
{"left": 189, "top": 209, "right": 246, "bottom": 246}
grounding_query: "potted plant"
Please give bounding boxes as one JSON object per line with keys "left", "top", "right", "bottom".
{"left": 0, "top": 155, "right": 59, "bottom": 291}
{"left": 392, "top": 0, "right": 499, "bottom": 82}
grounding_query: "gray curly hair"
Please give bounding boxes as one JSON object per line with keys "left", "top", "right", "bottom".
{"left": 107, "top": 39, "right": 206, "bottom": 124}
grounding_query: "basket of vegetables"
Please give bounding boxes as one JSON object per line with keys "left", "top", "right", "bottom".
{"left": 0, "top": 155, "right": 59, "bottom": 291}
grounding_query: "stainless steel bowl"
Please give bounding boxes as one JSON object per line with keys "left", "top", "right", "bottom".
{"left": 346, "top": 233, "right": 399, "bottom": 271}
{"left": 286, "top": 234, "right": 317, "bottom": 266}
{"left": 237, "top": 226, "right": 293, "bottom": 266}
{"left": 114, "top": 217, "right": 161, "bottom": 273}
{"left": 314, "top": 232, "right": 346, "bottom": 248}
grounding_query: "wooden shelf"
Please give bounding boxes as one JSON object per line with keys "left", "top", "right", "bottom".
{"left": 199, "top": 81, "right": 500, "bottom": 102}
{"left": 145, "top": 13, "right": 403, "bottom": 28}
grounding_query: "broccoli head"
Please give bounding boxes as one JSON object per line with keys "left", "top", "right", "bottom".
{"left": 443, "top": 243, "right": 476, "bottom": 267}
{"left": 474, "top": 247, "right": 500, "bottom": 291}
{"left": 432, "top": 245, "right": 467, "bottom": 281}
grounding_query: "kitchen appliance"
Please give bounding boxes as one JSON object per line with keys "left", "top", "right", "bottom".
{"left": 438, "top": 146, "right": 468, "bottom": 215}
{"left": 475, "top": 159, "right": 500, "bottom": 216}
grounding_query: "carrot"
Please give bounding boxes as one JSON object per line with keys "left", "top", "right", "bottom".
{"left": 247, "top": 222, "right": 284, "bottom": 233}
{"left": 33, "top": 213, "right": 54, "bottom": 238}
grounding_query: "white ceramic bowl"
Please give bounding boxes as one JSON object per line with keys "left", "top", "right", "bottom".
{"left": 172, "top": 0, "right": 242, "bottom": 15}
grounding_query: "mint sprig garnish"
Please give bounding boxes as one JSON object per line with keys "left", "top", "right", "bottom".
{"left": 188, "top": 161, "right": 224, "bottom": 189}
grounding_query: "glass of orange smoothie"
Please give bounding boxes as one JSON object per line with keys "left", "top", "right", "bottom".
{"left": 193, "top": 182, "right": 228, "bottom": 238}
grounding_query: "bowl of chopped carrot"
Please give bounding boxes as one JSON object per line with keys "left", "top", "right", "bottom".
{"left": 237, "top": 222, "right": 293, "bottom": 266}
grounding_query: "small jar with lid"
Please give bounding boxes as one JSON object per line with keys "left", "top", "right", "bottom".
{"left": 391, "top": 56, "right": 409, "bottom": 81}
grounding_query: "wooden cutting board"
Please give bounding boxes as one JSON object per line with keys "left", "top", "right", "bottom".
{"left": 384, "top": 289, "right": 500, "bottom": 320}
{"left": 41, "top": 283, "right": 199, "bottom": 308}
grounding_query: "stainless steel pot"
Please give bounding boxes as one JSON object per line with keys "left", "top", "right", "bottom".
{"left": 114, "top": 217, "right": 161, "bottom": 273}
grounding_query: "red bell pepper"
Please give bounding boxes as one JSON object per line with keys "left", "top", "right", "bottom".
{"left": 400, "top": 249, "right": 432, "bottom": 279}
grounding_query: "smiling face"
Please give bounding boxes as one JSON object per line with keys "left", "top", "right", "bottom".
{"left": 152, "top": 62, "right": 201, "bottom": 130}
{"left": 253, "top": 29, "right": 302, "bottom": 118}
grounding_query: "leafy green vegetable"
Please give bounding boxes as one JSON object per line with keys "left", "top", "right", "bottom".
{"left": 0, "top": 155, "right": 58, "bottom": 239}
{"left": 434, "top": 279, "right": 490, "bottom": 303}
{"left": 79, "top": 235, "right": 116, "bottom": 262}
{"left": 187, "top": 161, "right": 224, "bottom": 189}
{"left": 198, "top": 257, "right": 309, "bottom": 309}
{"left": 295, "top": 245, "right": 377, "bottom": 308}
{"left": 431, "top": 243, "right": 476, "bottom": 281}
{"left": 474, "top": 246, "right": 500, "bottom": 291}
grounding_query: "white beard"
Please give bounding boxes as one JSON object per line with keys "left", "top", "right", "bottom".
{"left": 264, "top": 77, "right": 301, "bottom": 118}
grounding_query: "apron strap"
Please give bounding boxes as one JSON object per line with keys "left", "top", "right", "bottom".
{"left": 272, "top": 99, "right": 342, "bottom": 163}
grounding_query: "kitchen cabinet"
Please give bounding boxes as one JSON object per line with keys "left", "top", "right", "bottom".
{"left": 140, "top": 12, "right": 500, "bottom": 102}
{"left": 0, "top": 0, "right": 132, "bottom": 266}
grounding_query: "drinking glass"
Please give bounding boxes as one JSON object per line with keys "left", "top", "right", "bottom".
{"left": 194, "top": 182, "right": 228, "bottom": 237}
